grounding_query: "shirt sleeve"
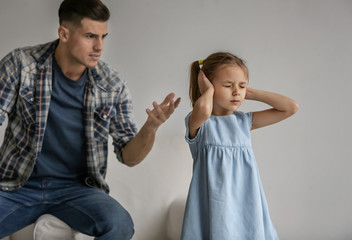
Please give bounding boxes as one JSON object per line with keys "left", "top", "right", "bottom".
{"left": 245, "top": 112, "right": 253, "bottom": 131}
{"left": 110, "top": 79, "right": 138, "bottom": 162}
{"left": 0, "top": 50, "right": 20, "bottom": 125}
{"left": 185, "top": 111, "right": 199, "bottom": 143}
{"left": 185, "top": 111, "right": 204, "bottom": 160}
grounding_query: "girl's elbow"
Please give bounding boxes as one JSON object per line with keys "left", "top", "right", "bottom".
{"left": 288, "top": 101, "right": 299, "bottom": 116}
{"left": 293, "top": 101, "right": 299, "bottom": 113}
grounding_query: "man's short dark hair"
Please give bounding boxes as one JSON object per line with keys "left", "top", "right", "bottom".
{"left": 58, "top": 0, "right": 110, "bottom": 26}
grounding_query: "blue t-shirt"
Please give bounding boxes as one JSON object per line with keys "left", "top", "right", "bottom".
{"left": 30, "top": 57, "right": 87, "bottom": 179}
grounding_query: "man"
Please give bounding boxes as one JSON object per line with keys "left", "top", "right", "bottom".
{"left": 0, "top": 0, "right": 180, "bottom": 239}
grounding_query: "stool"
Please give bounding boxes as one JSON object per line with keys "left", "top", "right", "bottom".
{"left": 33, "top": 214, "right": 93, "bottom": 240}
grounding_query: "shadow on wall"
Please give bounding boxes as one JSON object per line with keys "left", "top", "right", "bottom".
{"left": 106, "top": 134, "right": 192, "bottom": 240}
{"left": 166, "top": 197, "right": 187, "bottom": 240}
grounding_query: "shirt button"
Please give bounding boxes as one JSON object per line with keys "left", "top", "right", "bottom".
{"left": 103, "top": 114, "right": 107, "bottom": 119}
{"left": 30, "top": 98, "right": 34, "bottom": 102}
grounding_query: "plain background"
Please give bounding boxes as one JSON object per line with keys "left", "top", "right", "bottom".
{"left": 0, "top": 1, "right": 351, "bottom": 240}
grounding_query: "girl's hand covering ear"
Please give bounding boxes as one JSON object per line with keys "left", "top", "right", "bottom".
{"left": 198, "top": 70, "right": 214, "bottom": 95}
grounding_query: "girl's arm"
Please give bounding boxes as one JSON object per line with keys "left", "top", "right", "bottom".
{"left": 188, "top": 71, "right": 214, "bottom": 138}
{"left": 246, "top": 87, "right": 299, "bottom": 130}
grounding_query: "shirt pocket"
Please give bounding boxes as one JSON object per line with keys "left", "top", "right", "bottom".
{"left": 94, "top": 105, "right": 116, "bottom": 142}
{"left": 18, "top": 87, "right": 36, "bottom": 126}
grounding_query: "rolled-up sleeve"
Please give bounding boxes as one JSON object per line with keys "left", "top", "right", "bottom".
{"left": 110, "top": 80, "right": 138, "bottom": 162}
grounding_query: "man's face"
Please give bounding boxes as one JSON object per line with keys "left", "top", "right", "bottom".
{"left": 65, "top": 18, "right": 108, "bottom": 69}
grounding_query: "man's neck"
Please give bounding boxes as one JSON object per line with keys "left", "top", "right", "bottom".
{"left": 54, "top": 44, "right": 87, "bottom": 81}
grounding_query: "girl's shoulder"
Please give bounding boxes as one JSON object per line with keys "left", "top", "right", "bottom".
{"left": 207, "top": 111, "right": 252, "bottom": 122}
{"left": 232, "top": 111, "right": 253, "bottom": 128}
{"left": 185, "top": 110, "right": 252, "bottom": 128}
{"left": 208, "top": 111, "right": 252, "bottom": 131}
{"left": 232, "top": 111, "right": 252, "bottom": 120}
{"left": 185, "top": 110, "right": 252, "bottom": 124}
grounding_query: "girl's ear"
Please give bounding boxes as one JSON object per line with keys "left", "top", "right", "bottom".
{"left": 58, "top": 26, "right": 70, "bottom": 42}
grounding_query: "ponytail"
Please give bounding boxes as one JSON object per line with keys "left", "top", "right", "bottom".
{"left": 189, "top": 61, "right": 201, "bottom": 107}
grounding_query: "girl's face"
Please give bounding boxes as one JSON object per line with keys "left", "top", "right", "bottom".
{"left": 211, "top": 65, "right": 248, "bottom": 116}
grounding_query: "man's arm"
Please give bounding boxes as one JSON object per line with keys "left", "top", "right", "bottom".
{"left": 0, "top": 50, "right": 20, "bottom": 126}
{"left": 122, "top": 93, "right": 181, "bottom": 167}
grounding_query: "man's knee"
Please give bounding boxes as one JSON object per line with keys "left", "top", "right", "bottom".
{"left": 99, "top": 206, "right": 134, "bottom": 239}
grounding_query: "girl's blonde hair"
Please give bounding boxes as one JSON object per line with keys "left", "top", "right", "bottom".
{"left": 189, "top": 52, "right": 249, "bottom": 107}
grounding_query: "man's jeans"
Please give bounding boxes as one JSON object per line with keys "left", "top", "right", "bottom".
{"left": 0, "top": 178, "right": 134, "bottom": 240}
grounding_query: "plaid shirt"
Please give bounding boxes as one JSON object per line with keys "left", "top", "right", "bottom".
{"left": 0, "top": 40, "right": 137, "bottom": 192}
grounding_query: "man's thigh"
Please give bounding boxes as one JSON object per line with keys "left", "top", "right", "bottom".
{"left": 1, "top": 178, "right": 134, "bottom": 239}
{"left": 0, "top": 189, "right": 44, "bottom": 238}
{"left": 47, "top": 185, "right": 134, "bottom": 238}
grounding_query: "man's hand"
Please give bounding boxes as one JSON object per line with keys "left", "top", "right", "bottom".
{"left": 122, "top": 92, "right": 181, "bottom": 167}
{"left": 145, "top": 93, "right": 181, "bottom": 131}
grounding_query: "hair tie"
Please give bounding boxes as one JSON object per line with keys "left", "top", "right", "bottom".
{"left": 198, "top": 59, "right": 203, "bottom": 68}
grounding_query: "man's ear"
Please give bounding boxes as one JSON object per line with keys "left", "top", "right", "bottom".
{"left": 58, "top": 25, "right": 70, "bottom": 42}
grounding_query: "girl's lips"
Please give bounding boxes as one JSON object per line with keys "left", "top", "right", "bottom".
{"left": 231, "top": 100, "right": 240, "bottom": 104}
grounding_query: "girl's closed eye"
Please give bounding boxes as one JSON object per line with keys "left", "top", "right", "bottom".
{"left": 239, "top": 82, "right": 248, "bottom": 88}
{"left": 222, "top": 81, "right": 233, "bottom": 88}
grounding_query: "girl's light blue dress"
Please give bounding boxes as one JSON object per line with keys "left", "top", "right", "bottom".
{"left": 181, "top": 111, "right": 279, "bottom": 240}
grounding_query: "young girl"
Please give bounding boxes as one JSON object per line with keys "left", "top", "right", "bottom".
{"left": 181, "top": 52, "right": 298, "bottom": 240}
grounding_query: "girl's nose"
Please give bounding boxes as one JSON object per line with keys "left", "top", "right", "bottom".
{"left": 232, "top": 88, "right": 239, "bottom": 96}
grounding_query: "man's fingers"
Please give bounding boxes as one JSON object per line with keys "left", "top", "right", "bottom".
{"left": 148, "top": 93, "right": 180, "bottom": 117}
{"left": 174, "top": 97, "right": 181, "bottom": 108}
{"left": 152, "top": 101, "right": 164, "bottom": 116}
{"left": 145, "top": 94, "right": 180, "bottom": 128}
{"left": 160, "top": 93, "right": 176, "bottom": 106}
